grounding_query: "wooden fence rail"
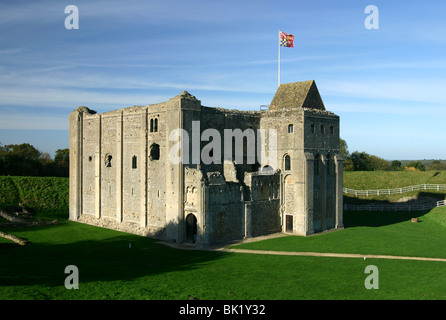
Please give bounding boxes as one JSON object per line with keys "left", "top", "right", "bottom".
{"left": 344, "top": 200, "right": 446, "bottom": 212}
{"left": 343, "top": 184, "right": 446, "bottom": 212}
{"left": 343, "top": 184, "right": 446, "bottom": 197}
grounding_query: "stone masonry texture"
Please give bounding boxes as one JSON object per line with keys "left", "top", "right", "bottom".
{"left": 69, "top": 80, "right": 344, "bottom": 244}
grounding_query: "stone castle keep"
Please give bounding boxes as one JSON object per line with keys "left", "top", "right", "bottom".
{"left": 69, "top": 80, "right": 344, "bottom": 244}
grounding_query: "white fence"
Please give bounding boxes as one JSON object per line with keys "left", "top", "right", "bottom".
{"left": 343, "top": 184, "right": 446, "bottom": 212}
{"left": 344, "top": 200, "right": 446, "bottom": 212}
{"left": 343, "top": 184, "right": 446, "bottom": 197}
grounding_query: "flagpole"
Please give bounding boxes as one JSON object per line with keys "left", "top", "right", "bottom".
{"left": 278, "top": 29, "right": 281, "bottom": 87}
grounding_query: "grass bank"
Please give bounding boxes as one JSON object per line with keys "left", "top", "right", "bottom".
{"left": 343, "top": 170, "right": 446, "bottom": 190}
{"left": 343, "top": 170, "right": 446, "bottom": 203}
{"left": 0, "top": 176, "right": 68, "bottom": 217}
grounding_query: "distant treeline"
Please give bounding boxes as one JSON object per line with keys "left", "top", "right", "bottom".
{"left": 341, "top": 139, "right": 446, "bottom": 172}
{"left": 1, "top": 140, "right": 444, "bottom": 176}
{"left": 0, "top": 143, "right": 68, "bottom": 177}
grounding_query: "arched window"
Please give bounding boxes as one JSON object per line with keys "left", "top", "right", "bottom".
{"left": 154, "top": 118, "right": 158, "bottom": 132}
{"left": 150, "top": 118, "right": 154, "bottom": 132}
{"left": 132, "top": 155, "right": 137, "bottom": 169}
{"left": 149, "top": 143, "right": 160, "bottom": 160}
{"left": 288, "top": 124, "right": 294, "bottom": 133}
{"left": 284, "top": 155, "right": 291, "bottom": 171}
{"left": 261, "top": 165, "right": 274, "bottom": 174}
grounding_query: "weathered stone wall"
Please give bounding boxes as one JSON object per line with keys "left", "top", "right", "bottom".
{"left": 206, "top": 172, "right": 244, "bottom": 243}
{"left": 69, "top": 81, "right": 344, "bottom": 244}
{"left": 305, "top": 110, "right": 341, "bottom": 234}
{"left": 147, "top": 103, "right": 168, "bottom": 234}
{"left": 245, "top": 172, "right": 281, "bottom": 237}
{"left": 82, "top": 115, "right": 100, "bottom": 218}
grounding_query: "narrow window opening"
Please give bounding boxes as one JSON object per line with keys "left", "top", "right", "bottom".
{"left": 330, "top": 125, "right": 334, "bottom": 135}
{"left": 310, "top": 123, "right": 315, "bottom": 133}
{"left": 284, "top": 155, "right": 291, "bottom": 171}
{"left": 288, "top": 124, "right": 294, "bottom": 133}
{"left": 132, "top": 155, "right": 137, "bottom": 169}
{"left": 154, "top": 118, "right": 158, "bottom": 132}
{"left": 150, "top": 118, "right": 154, "bottom": 132}
{"left": 105, "top": 154, "right": 112, "bottom": 167}
{"left": 149, "top": 143, "right": 160, "bottom": 160}
{"left": 321, "top": 125, "right": 325, "bottom": 134}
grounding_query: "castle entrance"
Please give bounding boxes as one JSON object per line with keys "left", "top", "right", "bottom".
{"left": 286, "top": 215, "right": 293, "bottom": 233}
{"left": 185, "top": 214, "right": 197, "bottom": 243}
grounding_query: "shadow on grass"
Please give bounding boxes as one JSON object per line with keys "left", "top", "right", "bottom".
{"left": 0, "top": 221, "right": 230, "bottom": 288}
{"left": 343, "top": 191, "right": 446, "bottom": 228}
{"left": 343, "top": 210, "right": 427, "bottom": 228}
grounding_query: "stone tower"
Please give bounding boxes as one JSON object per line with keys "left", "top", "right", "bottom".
{"left": 263, "top": 80, "right": 343, "bottom": 235}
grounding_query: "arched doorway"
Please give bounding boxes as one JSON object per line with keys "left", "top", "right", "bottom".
{"left": 185, "top": 214, "right": 197, "bottom": 243}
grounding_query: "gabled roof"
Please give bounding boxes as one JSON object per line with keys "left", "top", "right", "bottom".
{"left": 268, "top": 80, "right": 325, "bottom": 111}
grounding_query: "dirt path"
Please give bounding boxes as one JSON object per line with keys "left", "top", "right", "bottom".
{"left": 219, "top": 248, "right": 446, "bottom": 262}
{"left": 159, "top": 232, "right": 446, "bottom": 263}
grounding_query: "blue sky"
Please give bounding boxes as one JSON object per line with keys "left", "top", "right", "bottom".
{"left": 0, "top": 0, "right": 445, "bottom": 160}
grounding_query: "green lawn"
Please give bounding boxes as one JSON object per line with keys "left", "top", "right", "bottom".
{"left": 2, "top": 173, "right": 446, "bottom": 300}
{"left": 2, "top": 208, "right": 446, "bottom": 300}
{"left": 231, "top": 207, "right": 446, "bottom": 259}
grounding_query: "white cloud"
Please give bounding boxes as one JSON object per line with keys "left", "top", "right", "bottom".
{"left": 321, "top": 79, "right": 446, "bottom": 105}
{"left": 0, "top": 113, "right": 67, "bottom": 130}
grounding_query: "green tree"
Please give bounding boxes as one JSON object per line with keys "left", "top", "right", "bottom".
{"left": 405, "top": 161, "right": 426, "bottom": 171}
{"left": 349, "top": 151, "right": 390, "bottom": 171}
{"left": 54, "top": 148, "right": 69, "bottom": 163}
{"left": 390, "top": 160, "right": 403, "bottom": 171}
{"left": 0, "top": 143, "right": 43, "bottom": 176}
{"left": 0, "top": 143, "right": 69, "bottom": 177}
{"left": 350, "top": 151, "right": 372, "bottom": 171}
{"left": 2, "top": 143, "right": 41, "bottom": 161}
{"left": 369, "top": 155, "right": 390, "bottom": 171}
{"left": 427, "top": 160, "right": 446, "bottom": 171}
{"left": 339, "top": 138, "right": 350, "bottom": 159}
